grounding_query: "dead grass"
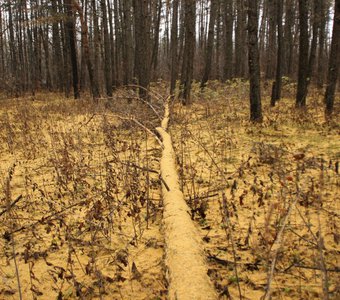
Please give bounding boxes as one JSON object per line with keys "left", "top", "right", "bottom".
{"left": 0, "top": 82, "right": 339, "bottom": 300}
{"left": 0, "top": 93, "right": 166, "bottom": 299}
{"left": 171, "top": 81, "right": 340, "bottom": 299}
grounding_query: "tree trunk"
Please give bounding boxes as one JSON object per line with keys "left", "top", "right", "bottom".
{"left": 180, "top": 0, "right": 196, "bottom": 104}
{"left": 201, "top": 0, "right": 218, "bottom": 89}
{"left": 65, "top": 0, "right": 80, "bottom": 99}
{"left": 296, "top": 0, "right": 309, "bottom": 108}
{"left": 73, "top": 0, "right": 100, "bottom": 99}
{"left": 170, "top": 0, "right": 179, "bottom": 96}
{"left": 325, "top": 0, "right": 340, "bottom": 117}
{"left": 122, "top": 0, "right": 134, "bottom": 85}
{"left": 101, "top": 0, "right": 112, "bottom": 97}
{"left": 306, "top": 0, "right": 320, "bottom": 88}
{"left": 271, "top": 0, "right": 283, "bottom": 106}
{"left": 283, "top": 0, "right": 295, "bottom": 77}
{"left": 91, "top": 0, "right": 100, "bottom": 91}
{"left": 107, "top": 0, "right": 117, "bottom": 88}
{"left": 223, "top": 0, "right": 233, "bottom": 81}
{"left": 317, "top": 0, "right": 327, "bottom": 89}
{"left": 247, "top": 0, "right": 262, "bottom": 122}
{"left": 151, "top": 0, "right": 162, "bottom": 73}
{"left": 266, "top": 0, "right": 277, "bottom": 79}
{"left": 133, "top": 0, "right": 151, "bottom": 99}
{"left": 235, "top": 0, "right": 247, "bottom": 78}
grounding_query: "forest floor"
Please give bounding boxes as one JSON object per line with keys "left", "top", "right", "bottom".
{"left": 0, "top": 81, "right": 339, "bottom": 300}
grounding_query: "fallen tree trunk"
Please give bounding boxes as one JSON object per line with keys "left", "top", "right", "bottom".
{"left": 156, "top": 101, "right": 217, "bottom": 300}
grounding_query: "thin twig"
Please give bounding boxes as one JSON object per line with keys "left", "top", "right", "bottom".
{"left": 263, "top": 196, "right": 298, "bottom": 300}
{"left": 221, "top": 193, "right": 243, "bottom": 299}
{"left": 110, "top": 113, "right": 163, "bottom": 148}
{"left": 0, "top": 194, "right": 23, "bottom": 217}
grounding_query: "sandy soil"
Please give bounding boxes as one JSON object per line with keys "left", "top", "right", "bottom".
{"left": 0, "top": 83, "right": 339, "bottom": 300}
{"left": 0, "top": 95, "right": 166, "bottom": 300}
{"left": 170, "top": 83, "right": 340, "bottom": 299}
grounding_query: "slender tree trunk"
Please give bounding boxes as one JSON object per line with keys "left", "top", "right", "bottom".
{"left": 133, "top": 0, "right": 151, "bottom": 99}
{"left": 271, "top": 0, "right": 283, "bottom": 106}
{"left": 201, "top": 0, "right": 218, "bottom": 89}
{"left": 107, "top": 0, "right": 117, "bottom": 88}
{"left": 317, "top": 0, "right": 327, "bottom": 89}
{"left": 266, "top": 0, "right": 277, "bottom": 79}
{"left": 51, "top": 0, "right": 64, "bottom": 91}
{"left": 223, "top": 0, "right": 233, "bottom": 81}
{"left": 325, "top": 0, "right": 340, "bottom": 117}
{"left": 235, "top": 0, "right": 247, "bottom": 78}
{"left": 170, "top": 0, "right": 179, "bottom": 96}
{"left": 247, "top": 0, "right": 262, "bottom": 122}
{"left": 180, "top": 0, "right": 196, "bottom": 104}
{"left": 65, "top": 0, "right": 80, "bottom": 99}
{"left": 101, "top": 0, "right": 112, "bottom": 96}
{"left": 8, "top": 0, "right": 18, "bottom": 96}
{"left": 151, "top": 0, "right": 162, "bottom": 73}
{"left": 283, "top": 0, "right": 295, "bottom": 77}
{"left": 91, "top": 0, "right": 100, "bottom": 91}
{"left": 306, "top": 0, "right": 320, "bottom": 88}
{"left": 72, "top": 0, "right": 100, "bottom": 99}
{"left": 122, "top": 0, "right": 134, "bottom": 85}
{"left": 296, "top": 0, "right": 309, "bottom": 107}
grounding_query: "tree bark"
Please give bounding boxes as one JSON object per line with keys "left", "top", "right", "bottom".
{"left": 133, "top": 0, "right": 151, "bottom": 99}
{"left": 223, "top": 0, "right": 233, "bottom": 81}
{"left": 65, "top": 0, "right": 80, "bottom": 99}
{"left": 325, "top": 0, "right": 340, "bottom": 117}
{"left": 101, "top": 0, "right": 113, "bottom": 97}
{"left": 247, "top": 0, "right": 262, "bottom": 122}
{"left": 73, "top": 0, "right": 100, "bottom": 99}
{"left": 296, "top": 0, "right": 309, "bottom": 108}
{"left": 271, "top": 0, "right": 283, "bottom": 106}
{"left": 201, "top": 0, "right": 218, "bottom": 89}
{"left": 170, "top": 0, "right": 179, "bottom": 96}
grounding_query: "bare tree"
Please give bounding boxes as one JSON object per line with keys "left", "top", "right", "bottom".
{"left": 201, "top": 0, "right": 219, "bottom": 89}
{"left": 65, "top": 0, "right": 80, "bottom": 99}
{"left": 325, "top": 0, "right": 340, "bottom": 117}
{"left": 247, "top": 0, "right": 262, "bottom": 122}
{"left": 170, "top": 0, "right": 179, "bottom": 96}
{"left": 180, "top": 0, "right": 196, "bottom": 104}
{"left": 296, "top": 0, "right": 309, "bottom": 108}
{"left": 271, "top": 0, "right": 284, "bottom": 106}
{"left": 133, "top": 0, "right": 151, "bottom": 98}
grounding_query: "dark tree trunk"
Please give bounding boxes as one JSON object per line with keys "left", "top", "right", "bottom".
{"left": 306, "top": 0, "right": 320, "bottom": 88}
{"left": 223, "top": 0, "right": 233, "bottom": 81}
{"left": 201, "top": 0, "right": 218, "bottom": 89}
{"left": 317, "top": 0, "right": 327, "bottom": 89}
{"left": 73, "top": 0, "right": 100, "bottom": 99}
{"left": 65, "top": 0, "right": 80, "bottom": 99}
{"left": 296, "top": 0, "right": 309, "bottom": 108}
{"left": 51, "top": 0, "right": 64, "bottom": 91}
{"left": 235, "top": 0, "right": 247, "bottom": 78}
{"left": 170, "top": 0, "right": 179, "bottom": 96}
{"left": 151, "top": 0, "right": 162, "bottom": 73}
{"left": 247, "top": 0, "right": 262, "bottom": 122}
{"left": 271, "top": 0, "right": 284, "bottom": 106}
{"left": 91, "top": 0, "right": 100, "bottom": 91}
{"left": 325, "top": 0, "right": 340, "bottom": 117}
{"left": 8, "top": 0, "right": 18, "bottom": 96}
{"left": 133, "top": 0, "right": 151, "bottom": 99}
{"left": 101, "top": 0, "right": 112, "bottom": 97}
{"left": 266, "top": 0, "right": 277, "bottom": 79}
{"left": 283, "top": 0, "right": 295, "bottom": 77}
{"left": 107, "top": 0, "right": 117, "bottom": 88}
{"left": 122, "top": 0, "right": 134, "bottom": 85}
{"left": 180, "top": 0, "right": 196, "bottom": 104}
